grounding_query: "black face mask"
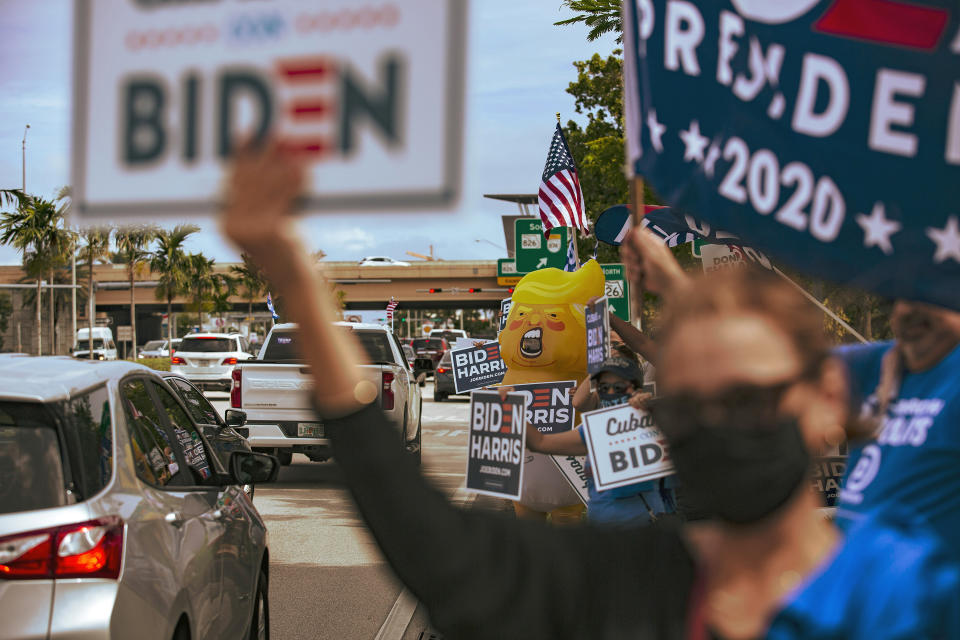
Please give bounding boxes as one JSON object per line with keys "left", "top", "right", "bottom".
{"left": 664, "top": 416, "right": 811, "bottom": 525}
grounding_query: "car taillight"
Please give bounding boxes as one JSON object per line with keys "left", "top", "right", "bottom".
{"left": 171, "top": 356, "right": 186, "bottom": 365}
{"left": 231, "top": 368, "right": 242, "bottom": 408}
{"left": 436, "top": 367, "right": 447, "bottom": 374}
{"left": 381, "top": 371, "right": 394, "bottom": 410}
{"left": 221, "top": 357, "right": 238, "bottom": 365}
{"left": 0, "top": 517, "right": 124, "bottom": 581}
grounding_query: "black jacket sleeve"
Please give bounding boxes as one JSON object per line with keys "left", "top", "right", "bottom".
{"left": 327, "top": 404, "right": 695, "bottom": 640}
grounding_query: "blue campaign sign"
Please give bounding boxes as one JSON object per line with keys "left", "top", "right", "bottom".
{"left": 623, "top": 1, "right": 960, "bottom": 310}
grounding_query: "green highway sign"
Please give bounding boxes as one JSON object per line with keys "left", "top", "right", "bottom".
{"left": 497, "top": 258, "right": 523, "bottom": 285}
{"left": 601, "top": 263, "right": 630, "bottom": 322}
{"left": 514, "top": 219, "right": 567, "bottom": 273}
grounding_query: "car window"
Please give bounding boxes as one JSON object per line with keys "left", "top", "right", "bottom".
{"left": 354, "top": 331, "right": 394, "bottom": 363}
{"left": 439, "top": 351, "right": 452, "bottom": 366}
{"left": 76, "top": 338, "right": 106, "bottom": 350}
{"left": 151, "top": 382, "right": 214, "bottom": 483}
{"left": 263, "top": 327, "right": 394, "bottom": 364}
{"left": 412, "top": 338, "right": 444, "bottom": 351}
{"left": 63, "top": 384, "right": 113, "bottom": 499}
{"left": 172, "top": 379, "right": 221, "bottom": 426}
{"left": 179, "top": 337, "right": 233, "bottom": 352}
{"left": 122, "top": 379, "right": 178, "bottom": 487}
{"left": 0, "top": 401, "right": 67, "bottom": 515}
{"left": 143, "top": 340, "right": 165, "bottom": 351}
{"left": 389, "top": 333, "right": 409, "bottom": 369}
{"left": 239, "top": 337, "right": 249, "bottom": 353}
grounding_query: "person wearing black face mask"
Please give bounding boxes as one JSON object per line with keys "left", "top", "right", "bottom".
{"left": 221, "top": 146, "right": 960, "bottom": 640}
{"left": 524, "top": 353, "right": 679, "bottom": 527}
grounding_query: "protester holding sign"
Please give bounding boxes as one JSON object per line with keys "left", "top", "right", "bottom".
{"left": 222, "top": 145, "right": 960, "bottom": 640}
{"left": 526, "top": 353, "right": 677, "bottom": 528}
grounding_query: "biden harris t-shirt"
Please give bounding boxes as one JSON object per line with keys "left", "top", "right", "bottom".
{"left": 835, "top": 340, "right": 960, "bottom": 555}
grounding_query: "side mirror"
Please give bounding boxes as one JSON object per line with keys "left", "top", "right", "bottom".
{"left": 224, "top": 409, "right": 247, "bottom": 428}
{"left": 414, "top": 357, "right": 433, "bottom": 370}
{"left": 229, "top": 451, "right": 279, "bottom": 484}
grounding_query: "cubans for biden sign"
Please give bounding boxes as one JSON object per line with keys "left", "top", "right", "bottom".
{"left": 581, "top": 404, "right": 675, "bottom": 492}
{"left": 71, "top": 0, "right": 465, "bottom": 221}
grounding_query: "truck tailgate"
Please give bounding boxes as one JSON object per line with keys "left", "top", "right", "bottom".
{"left": 239, "top": 363, "right": 318, "bottom": 423}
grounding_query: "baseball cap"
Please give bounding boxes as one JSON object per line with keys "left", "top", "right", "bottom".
{"left": 590, "top": 355, "right": 642, "bottom": 385}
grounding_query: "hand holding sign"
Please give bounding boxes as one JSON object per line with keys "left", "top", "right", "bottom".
{"left": 581, "top": 404, "right": 674, "bottom": 492}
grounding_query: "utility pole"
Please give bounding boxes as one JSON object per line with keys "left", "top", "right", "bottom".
{"left": 21, "top": 124, "right": 29, "bottom": 191}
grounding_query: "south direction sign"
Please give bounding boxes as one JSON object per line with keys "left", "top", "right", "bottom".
{"left": 497, "top": 258, "right": 522, "bottom": 286}
{"left": 71, "top": 0, "right": 466, "bottom": 222}
{"left": 601, "top": 264, "right": 630, "bottom": 322}
{"left": 514, "top": 219, "right": 567, "bottom": 273}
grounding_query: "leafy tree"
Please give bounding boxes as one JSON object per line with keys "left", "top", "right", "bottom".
{"left": 184, "top": 253, "right": 218, "bottom": 328}
{"left": 152, "top": 225, "right": 199, "bottom": 347}
{"left": 230, "top": 253, "right": 268, "bottom": 320}
{"left": 115, "top": 226, "right": 157, "bottom": 359}
{"left": 0, "top": 293, "right": 11, "bottom": 351}
{"left": 78, "top": 227, "right": 112, "bottom": 358}
{"left": 210, "top": 274, "right": 237, "bottom": 328}
{"left": 0, "top": 195, "right": 72, "bottom": 354}
{"left": 554, "top": 0, "right": 623, "bottom": 42}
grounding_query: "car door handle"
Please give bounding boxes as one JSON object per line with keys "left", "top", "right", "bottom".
{"left": 164, "top": 511, "right": 185, "bottom": 527}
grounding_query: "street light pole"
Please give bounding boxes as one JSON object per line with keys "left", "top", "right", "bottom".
{"left": 21, "top": 124, "right": 29, "bottom": 192}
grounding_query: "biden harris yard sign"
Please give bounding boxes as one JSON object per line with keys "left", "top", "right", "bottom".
{"left": 623, "top": 0, "right": 960, "bottom": 310}
{"left": 71, "top": 0, "right": 465, "bottom": 221}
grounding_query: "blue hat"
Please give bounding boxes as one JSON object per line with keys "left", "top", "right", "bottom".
{"left": 590, "top": 355, "right": 642, "bottom": 385}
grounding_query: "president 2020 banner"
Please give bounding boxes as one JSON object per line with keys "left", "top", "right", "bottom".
{"left": 623, "top": 0, "right": 960, "bottom": 310}
{"left": 71, "top": 0, "right": 465, "bottom": 221}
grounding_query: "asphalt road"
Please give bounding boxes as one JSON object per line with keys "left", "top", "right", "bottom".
{"left": 208, "top": 382, "right": 496, "bottom": 640}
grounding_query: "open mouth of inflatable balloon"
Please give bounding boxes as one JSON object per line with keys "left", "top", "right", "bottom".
{"left": 520, "top": 328, "right": 543, "bottom": 358}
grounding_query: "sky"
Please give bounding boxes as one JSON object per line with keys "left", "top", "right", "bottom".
{"left": 0, "top": 0, "right": 617, "bottom": 265}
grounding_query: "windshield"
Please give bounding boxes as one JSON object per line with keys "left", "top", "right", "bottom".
{"left": 179, "top": 337, "right": 234, "bottom": 353}
{"left": 142, "top": 340, "right": 166, "bottom": 351}
{"left": 75, "top": 338, "right": 105, "bottom": 350}
{"left": 0, "top": 402, "right": 67, "bottom": 515}
{"left": 413, "top": 339, "right": 444, "bottom": 351}
{"left": 263, "top": 328, "right": 394, "bottom": 364}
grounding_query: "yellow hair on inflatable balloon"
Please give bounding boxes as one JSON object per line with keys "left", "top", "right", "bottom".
{"left": 500, "top": 259, "right": 606, "bottom": 385}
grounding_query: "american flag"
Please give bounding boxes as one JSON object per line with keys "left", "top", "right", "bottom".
{"left": 538, "top": 123, "right": 589, "bottom": 235}
{"left": 385, "top": 297, "right": 398, "bottom": 322}
{"left": 564, "top": 236, "right": 578, "bottom": 272}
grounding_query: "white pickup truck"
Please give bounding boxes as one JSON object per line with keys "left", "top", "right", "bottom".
{"left": 231, "top": 322, "right": 425, "bottom": 465}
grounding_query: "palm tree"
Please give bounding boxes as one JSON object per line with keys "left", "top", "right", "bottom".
{"left": 46, "top": 196, "right": 75, "bottom": 354}
{"left": 0, "top": 195, "right": 69, "bottom": 355}
{"left": 185, "top": 252, "right": 218, "bottom": 328}
{"left": 230, "top": 253, "right": 268, "bottom": 320}
{"left": 78, "top": 227, "right": 111, "bottom": 358}
{"left": 115, "top": 225, "right": 157, "bottom": 359}
{"left": 152, "top": 224, "right": 199, "bottom": 347}
{"left": 210, "top": 274, "right": 237, "bottom": 329}
{"left": 554, "top": 0, "right": 623, "bottom": 42}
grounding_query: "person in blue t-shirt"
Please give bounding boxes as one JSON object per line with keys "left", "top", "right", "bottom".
{"left": 835, "top": 300, "right": 960, "bottom": 554}
{"left": 525, "top": 350, "right": 678, "bottom": 527}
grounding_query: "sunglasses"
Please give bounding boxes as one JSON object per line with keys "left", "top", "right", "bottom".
{"left": 648, "top": 378, "right": 798, "bottom": 442}
{"left": 597, "top": 383, "right": 631, "bottom": 395}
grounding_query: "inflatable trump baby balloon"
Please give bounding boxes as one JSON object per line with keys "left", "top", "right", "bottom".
{"left": 499, "top": 259, "right": 605, "bottom": 520}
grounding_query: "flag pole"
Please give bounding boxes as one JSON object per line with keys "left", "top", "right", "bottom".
{"left": 629, "top": 175, "right": 645, "bottom": 330}
{"left": 558, "top": 112, "right": 582, "bottom": 270}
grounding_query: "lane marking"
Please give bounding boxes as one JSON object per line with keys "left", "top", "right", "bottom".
{"left": 374, "top": 587, "right": 418, "bottom": 640}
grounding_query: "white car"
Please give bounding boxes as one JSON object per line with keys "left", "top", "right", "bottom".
{"left": 72, "top": 327, "right": 118, "bottom": 361}
{"left": 170, "top": 333, "right": 253, "bottom": 392}
{"left": 138, "top": 338, "right": 181, "bottom": 359}
{"left": 358, "top": 256, "right": 411, "bottom": 267}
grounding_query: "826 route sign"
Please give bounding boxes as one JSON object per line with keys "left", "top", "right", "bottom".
{"left": 514, "top": 219, "right": 568, "bottom": 273}
{"left": 601, "top": 264, "right": 630, "bottom": 322}
{"left": 71, "top": 0, "right": 465, "bottom": 221}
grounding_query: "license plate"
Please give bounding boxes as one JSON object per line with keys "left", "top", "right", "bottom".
{"left": 196, "top": 360, "right": 211, "bottom": 367}
{"left": 297, "top": 423, "right": 324, "bottom": 437}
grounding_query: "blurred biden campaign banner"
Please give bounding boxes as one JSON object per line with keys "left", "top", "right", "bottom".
{"left": 451, "top": 342, "right": 506, "bottom": 394}
{"left": 466, "top": 391, "right": 526, "bottom": 500}
{"left": 623, "top": 0, "right": 960, "bottom": 310}
{"left": 585, "top": 298, "right": 611, "bottom": 375}
{"left": 582, "top": 404, "right": 674, "bottom": 491}
{"left": 71, "top": 0, "right": 466, "bottom": 221}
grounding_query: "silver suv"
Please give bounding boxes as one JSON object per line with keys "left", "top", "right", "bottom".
{"left": 0, "top": 355, "right": 277, "bottom": 640}
{"left": 171, "top": 333, "right": 252, "bottom": 392}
